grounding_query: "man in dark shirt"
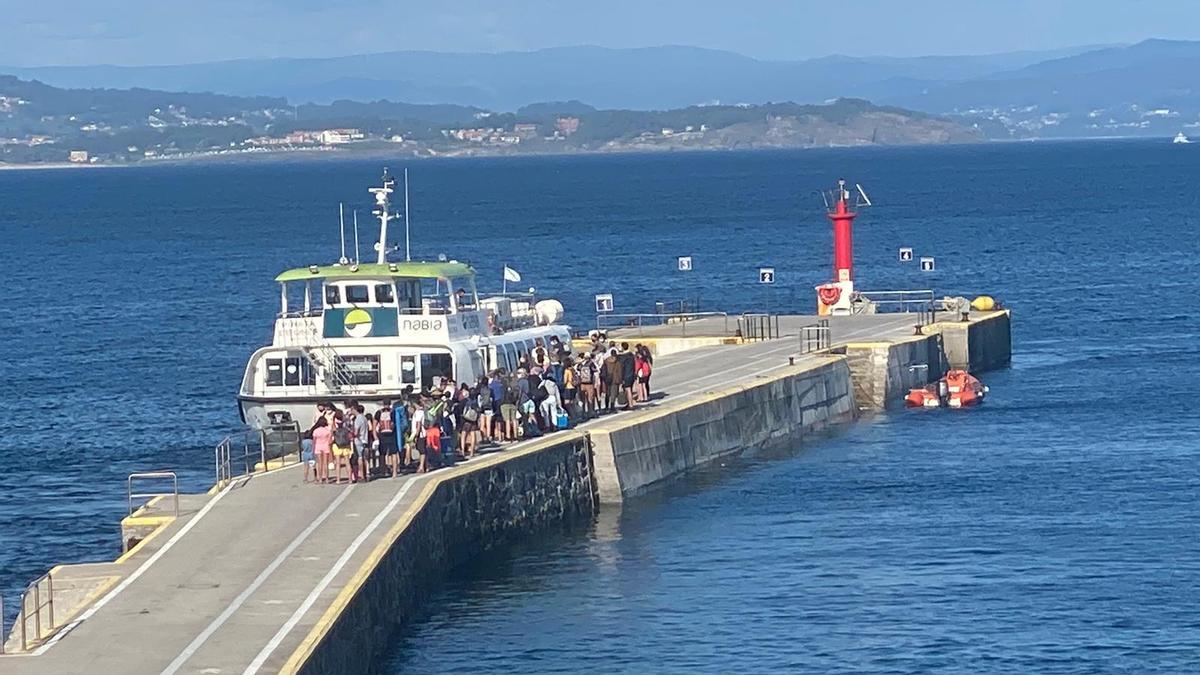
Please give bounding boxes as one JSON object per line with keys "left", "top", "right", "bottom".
{"left": 617, "top": 342, "right": 637, "bottom": 410}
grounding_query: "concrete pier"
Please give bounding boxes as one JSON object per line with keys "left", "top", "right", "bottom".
{"left": 1, "top": 310, "right": 1010, "bottom": 674}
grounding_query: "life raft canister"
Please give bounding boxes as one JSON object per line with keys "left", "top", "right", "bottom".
{"left": 818, "top": 284, "right": 842, "bottom": 306}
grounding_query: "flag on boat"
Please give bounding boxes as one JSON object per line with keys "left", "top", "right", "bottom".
{"left": 503, "top": 266, "right": 522, "bottom": 283}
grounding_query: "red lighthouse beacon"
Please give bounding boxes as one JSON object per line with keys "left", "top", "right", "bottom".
{"left": 815, "top": 179, "right": 871, "bottom": 316}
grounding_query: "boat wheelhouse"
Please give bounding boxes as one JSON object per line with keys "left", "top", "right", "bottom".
{"left": 237, "top": 172, "right": 570, "bottom": 429}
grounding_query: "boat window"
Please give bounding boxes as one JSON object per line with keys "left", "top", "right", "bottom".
{"left": 346, "top": 285, "right": 370, "bottom": 304}
{"left": 324, "top": 284, "right": 341, "bottom": 306}
{"left": 265, "top": 358, "right": 284, "bottom": 387}
{"left": 284, "top": 356, "right": 314, "bottom": 386}
{"left": 398, "top": 280, "right": 423, "bottom": 314}
{"left": 420, "top": 352, "right": 453, "bottom": 390}
{"left": 342, "top": 355, "right": 381, "bottom": 385}
{"left": 503, "top": 343, "right": 518, "bottom": 372}
{"left": 375, "top": 283, "right": 396, "bottom": 305}
{"left": 400, "top": 355, "right": 417, "bottom": 386}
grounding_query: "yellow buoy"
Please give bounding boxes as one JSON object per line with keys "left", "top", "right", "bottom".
{"left": 971, "top": 295, "right": 996, "bottom": 311}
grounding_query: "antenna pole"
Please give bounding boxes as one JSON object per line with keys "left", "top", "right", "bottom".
{"left": 353, "top": 210, "right": 361, "bottom": 264}
{"left": 371, "top": 169, "right": 395, "bottom": 265}
{"left": 404, "top": 168, "right": 411, "bottom": 262}
{"left": 339, "top": 203, "right": 346, "bottom": 262}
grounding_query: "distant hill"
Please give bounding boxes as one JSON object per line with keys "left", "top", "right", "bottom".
{"left": 0, "top": 44, "right": 1097, "bottom": 110}
{"left": 0, "top": 75, "right": 977, "bottom": 165}
{"left": 881, "top": 39, "right": 1200, "bottom": 137}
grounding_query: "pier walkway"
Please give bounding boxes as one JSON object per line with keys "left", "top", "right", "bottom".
{"left": 0, "top": 312, "right": 968, "bottom": 675}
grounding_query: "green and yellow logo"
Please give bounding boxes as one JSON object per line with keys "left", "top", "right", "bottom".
{"left": 344, "top": 308, "right": 373, "bottom": 337}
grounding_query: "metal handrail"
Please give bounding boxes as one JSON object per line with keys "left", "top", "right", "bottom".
{"left": 214, "top": 423, "right": 303, "bottom": 489}
{"left": 128, "top": 472, "right": 179, "bottom": 517}
{"left": 595, "top": 311, "right": 729, "bottom": 337}
{"left": 857, "top": 289, "right": 936, "bottom": 313}
{"left": 18, "top": 571, "right": 53, "bottom": 651}
{"left": 800, "top": 319, "right": 831, "bottom": 353}
{"left": 738, "top": 313, "right": 780, "bottom": 341}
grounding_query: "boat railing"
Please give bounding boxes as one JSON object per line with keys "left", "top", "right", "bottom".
{"left": 214, "top": 422, "right": 303, "bottom": 490}
{"left": 594, "top": 311, "right": 729, "bottom": 337}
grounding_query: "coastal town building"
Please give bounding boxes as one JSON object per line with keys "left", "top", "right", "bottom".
{"left": 319, "top": 128, "right": 365, "bottom": 144}
{"left": 555, "top": 116, "right": 581, "bottom": 136}
{"left": 69, "top": 150, "right": 89, "bottom": 163}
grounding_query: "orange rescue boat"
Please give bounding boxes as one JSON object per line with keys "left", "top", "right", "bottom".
{"left": 905, "top": 369, "right": 989, "bottom": 409}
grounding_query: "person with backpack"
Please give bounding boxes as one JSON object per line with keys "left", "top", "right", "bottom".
{"left": 331, "top": 414, "right": 354, "bottom": 484}
{"left": 477, "top": 375, "right": 494, "bottom": 443}
{"left": 576, "top": 353, "right": 597, "bottom": 418}
{"left": 603, "top": 348, "right": 622, "bottom": 412}
{"left": 375, "top": 400, "right": 400, "bottom": 479}
{"left": 421, "top": 395, "right": 444, "bottom": 472}
{"left": 460, "top": 387, "right": 483, "bottom": 458}
{"left": 560, "top": 357, "right": 577, "bottom": 419}
{"left": 351, "top": 403, "right": 371, "bottom": 483}
{"left": 638, "top": 343, "right": 657, "bottom": 401}
{"left": 539, "top": 374, "right": 563, "bottom": 432}
{"left": 408, "top": 398, "right": 427, "bottom": 473}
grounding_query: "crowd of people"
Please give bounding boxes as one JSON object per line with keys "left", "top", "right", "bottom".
{"left": 298, "top": 334, "right": 655, "bottom": 484}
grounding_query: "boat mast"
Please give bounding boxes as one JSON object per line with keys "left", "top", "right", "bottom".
{"left": 339, "top": 203, "right": 347, "bottom": 264}
{"left": 404, "top": 167, "right": 411, "bottom": 262}
{"left": 370, "top": 169, "right": 396, "bottom": 265}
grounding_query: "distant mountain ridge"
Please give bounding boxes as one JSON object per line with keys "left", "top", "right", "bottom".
{"left": 4, "top": 40, "right": 1199, "bottom": 139}
{"left": 0, "top": 44, "right": 1100, "bottom": 111}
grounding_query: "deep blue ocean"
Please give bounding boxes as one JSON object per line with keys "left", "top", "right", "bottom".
{"left": 3, "top": 141, "right": 1200, "bottom": 672}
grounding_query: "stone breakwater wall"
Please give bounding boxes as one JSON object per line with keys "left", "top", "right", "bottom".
{"left": 291, "top": 432, "right": 596, "bottom": 675}
{"left": 587, "top": 356, "right": 856, "bottom": 502}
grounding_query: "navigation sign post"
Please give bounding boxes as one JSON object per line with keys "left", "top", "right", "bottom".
{"left": 920, "top": 257, "right": 936, "bottom": 272}
{"left": 759, "top": 267, "right": 776, "bottom": 284}
{"left": 677, "top": 256, "right": 693, "bottom": 271}
{"left": 899, "top": 247, "right": 914, "bottom": 262}
{"left": 595, "top": 293, "right": 614, "bottom": 313}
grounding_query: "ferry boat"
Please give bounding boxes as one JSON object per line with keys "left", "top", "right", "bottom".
{"left": 1174, "top": 132, "right": 1191, "bottom": 144}
{"left": 237, "top": 170, "right": 571, "bottom": 429}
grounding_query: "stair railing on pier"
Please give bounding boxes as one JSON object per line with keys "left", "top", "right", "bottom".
{"left": 214, "top": 422, "right": 303, "bottom": 489}
{"left": 127, "top": 472, "right": 180, "bottom": 518}
{"left": 594, "top": 311, "right": 729, "bottom": 338}
{"left": 800, "top": 320, "right": 831, "bottom": 354}
{"left": 738, "top": 313, "right": 780, "bottom": 342}
{"left": 17, "top": 571, "right": 54, "bottom": 651}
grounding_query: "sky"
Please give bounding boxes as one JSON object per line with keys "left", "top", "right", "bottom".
{"left": 1, "top": 0, "right": 1198, "bottom": 66}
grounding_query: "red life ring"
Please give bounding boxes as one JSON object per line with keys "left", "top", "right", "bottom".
{"left": 818, "top": 285, "right": 842, "bottom": 306}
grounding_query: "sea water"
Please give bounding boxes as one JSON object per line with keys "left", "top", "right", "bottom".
{"left": 3, "top": 141, "right": 1199, "bottom": 672}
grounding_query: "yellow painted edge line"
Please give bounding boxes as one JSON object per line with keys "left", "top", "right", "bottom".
{"left": 114, "top": 515, "right": 175, "bottom": 563}
{"left": 120, "top": 515, "right": 173, "bottom": 527}
{"left": 127, "top": 494, "right": 165, "bottom": 520}
{"left": 279, "top": 431, "right": 589, "bottom": 675}
{"left": 44, "top": 575, "right": 121, "bottom": 631}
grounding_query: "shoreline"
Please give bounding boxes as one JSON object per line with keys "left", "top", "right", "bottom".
{"left": 2, "top": 139, "right": 976, "bottom": 171}
{"left": 0, "top": 135, "right": 1174, "bottom": 172}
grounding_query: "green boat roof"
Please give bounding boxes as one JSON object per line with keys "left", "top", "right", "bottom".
{"left": 274, "top": 261, "right": 474, "bottom": 283}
